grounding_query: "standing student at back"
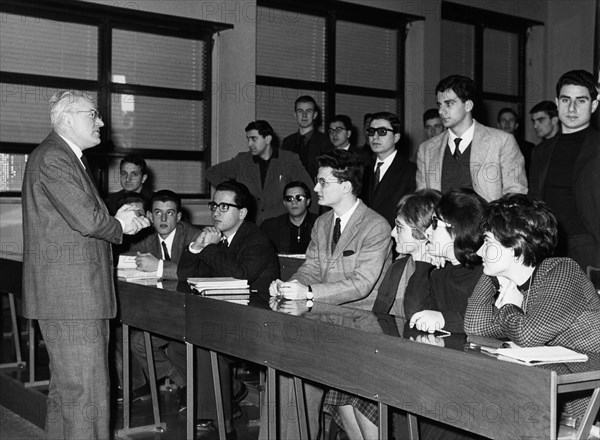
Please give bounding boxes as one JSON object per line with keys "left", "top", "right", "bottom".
{"left": 417, "top": 75, "right": 527, "bottom": 201}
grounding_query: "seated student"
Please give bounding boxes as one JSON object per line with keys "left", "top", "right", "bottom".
{"left": 115, "top": 190, "right": 200, "bottom": 399}
{"left": 171, "top": 181, "right": 279, "bottom": 438}
{"left": 260, "top": 181, "right": 318, "bottom": 254}
{"left": 324, "top": 189, "right": 441, "bottom": 439}
{"left": 406, "top": 188, "right": 487, "bottom": 334}
{"left": 105, "top": 154, "right": 153, "bottom": 215}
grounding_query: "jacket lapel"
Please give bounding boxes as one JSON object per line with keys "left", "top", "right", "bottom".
{"left": 329, "top": 201, "right": 365, "bottom": 261}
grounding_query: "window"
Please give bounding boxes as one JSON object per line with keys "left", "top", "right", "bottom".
{"left": 441, "top": 2, "right": 542, "bottom": 129}
{"left": 256, "top": 1, "right": 420, "bottom": 145}
{"left": 0, "top": 0, "right": 231, "bottom": 197}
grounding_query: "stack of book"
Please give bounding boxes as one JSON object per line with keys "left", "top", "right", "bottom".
{"left": 187, "top": 277, "right": 251, "bottom": 304}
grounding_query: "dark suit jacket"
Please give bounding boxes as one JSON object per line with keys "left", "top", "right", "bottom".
{"left": 281, "top": 129, "right": 333, "bottom": 179}
{"left": 128, "top": 221, "right": 200, "bottom": 280}
{"left": 528, "top": 127, "right": 600, "bottom": 265}
{"left": 22, "top": 131, "right": 123, "bottom": 319}
{"left": 177, "top": 221, "right": 279, "bottom": 293}
{"left": 361, "top": 151, "right": 416, "bottom": 227}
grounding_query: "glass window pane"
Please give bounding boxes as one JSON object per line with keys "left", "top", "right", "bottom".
{"left": 255, "top": 86, "right": 326, "bottom": 140}
{"left": 111, "top": 94, "right": 206, "bottom": 151}
{"left": 0, "top": 84, "right": 96, "bottom": 143}
{"left": 107, "top": 157, "right": 206, "bottom": 194}
{"left": 483, "top": 29, "right": 519, "bottom": 96}
{"left": 335, "top": 94, "right": 398, "bottom": 142}
{"left": 257, "top": 7, "right": 326, "bottom": 82}
{"left": 441, "top": 20, "right": 475, "bottom": 80}
{"left": 0, "top": 153, "right": 28, "bottom": 192}
{"left": 112, "top": 30, "right": 207, "bottom": 91}
{"left": 0, "top": 13, "right": 97, "bottom": 80}
{"left": 336, "top": 21, "right": 398, "bottom": 90}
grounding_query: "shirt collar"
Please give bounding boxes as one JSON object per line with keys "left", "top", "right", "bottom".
{"left": 448, "top": 121, "right": 475, "bottom": 152}
{"left": 335, "top": 199, "right": 360, "bottom": 233}
{"left": 160, "top": 227, "right": 177, "bottom": 253}
{"left": 57, "top": 133, "right": 84, "bottom": 165}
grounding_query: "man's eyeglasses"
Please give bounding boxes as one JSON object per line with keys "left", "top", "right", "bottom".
{"left": 284, "top": 194, "right": 308, "bottom": 203}
{"left": 76, "top": 109, "right": 102, "bottom": 121}
{"left": 315, "top": 176, "right": 339, "bottom": 186}
{"left": 208, "top": 202, "right": 242, "bottom": 212}
{"left": 327, "top": 127, "right": 348, "bottom": 135}
{"left": 431, "top": 215, "right": 452, "bottom": 230}
{"left": 366, "top": 127, "right": 395, "bottom": 137}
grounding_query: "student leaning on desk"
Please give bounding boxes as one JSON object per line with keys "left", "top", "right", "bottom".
{"left": 465, "top": 193, "right": 600, "bottom": 423}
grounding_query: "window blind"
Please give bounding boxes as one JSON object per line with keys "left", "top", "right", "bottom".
{"left": 483, "top": 29, "right": 519, "bottom": 96}
{"left": 441, "top": 20, "right": 475, "bottom": 80}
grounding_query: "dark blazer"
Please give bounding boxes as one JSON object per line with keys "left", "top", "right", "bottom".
{"left": 346, "top": 144, "right": 374, "bottom": 168}
{"left": 281, "top": 129, "right": 333, "bottom": 179}
{"left": 22, "top": 131, "right": 123, "bottom": 319}
{"left": 361, "top": 151, "right": 416, "bottom": 227}
{"left": 129, "top": 221, "right": 200, "bottom": 280}
{"left": 177, "top": 221, "right": 279, "bottom": 293}
{"left": 528, "top": 127, "right": 600, "bottom": 266}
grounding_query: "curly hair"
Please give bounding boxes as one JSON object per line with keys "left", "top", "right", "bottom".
{"left": 481, "top": 194, "right": 557, "bottom": 267}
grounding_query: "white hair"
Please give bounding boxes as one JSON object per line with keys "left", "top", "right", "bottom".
{"left": 49, "top": 90, "right": 95, "bottom": 129}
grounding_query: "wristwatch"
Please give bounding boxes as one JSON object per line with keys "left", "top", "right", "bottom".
{"left": 306, "top": 285, "right": 314, "bottom": 301}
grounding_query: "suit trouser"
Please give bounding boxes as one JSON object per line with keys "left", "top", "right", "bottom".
{"left": 38, "top": 319, "right": 110, "bottom": 440}
{"left": 168, "top": 341, "right": 233, "bottom": 421}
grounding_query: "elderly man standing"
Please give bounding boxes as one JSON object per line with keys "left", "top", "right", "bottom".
{"left": 22, "top": 90, "right": 150, "bottom": 439}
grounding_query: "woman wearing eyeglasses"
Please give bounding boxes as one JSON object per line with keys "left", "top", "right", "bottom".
{"left": 406, "top": 188, "right": 487, "bottom": 334}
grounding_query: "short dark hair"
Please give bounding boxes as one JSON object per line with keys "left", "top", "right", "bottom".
{"left": 151, "top": 189, "right": 181, "bottom": 212}
{"left": 397, "top": 189, "right": 442, "bottom": 240}
{"left": 529, "top": 100, "right": 558, "bottom": 118}
{"left": 316, "top": 149, "right": 364, "bottom": 196}
{"left": 435, "top": 75, "right": 477, "bottom": 104}
{"left": 369, "top": 111, "right": 401, "bottom": 135}
{"left": 120, "top": 154, "right": 147, "bottom": 175}
{"left": 555, "top": 69, "right": 598, "bottom": 101}
{"left": 363, "top": 113, "right": 374, "bottom": 124}
{"left": 116, "top": 192, "right": 149, "bottom": 211}
{"left": 497, "top": 107, "right": 518, "bottom": 123}
{"left": 294, "top": 95, "right": 317, "bottom": 110}
{"left": 423, "top": 108, "right": 441, "bottom": 125}
{"left": 435, "top": 188, "right": 487, "bottom": 267}
{"left": 481, "top": 194, "right": 557, "bottom": 267}
{"left": 245, "top": 120, "right": 275, "bottom": 139}
{"left": 330, "top": 114, "right": 352, "bottom": 131}
{"left": 215, "top": 180, "right": 253, "bottom": 210}
{"left": 283, "top": 181, "right": 311, "bottom": 199}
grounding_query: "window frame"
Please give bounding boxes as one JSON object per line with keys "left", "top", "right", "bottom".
{"left": 256, "top": 0, "right": 422, "bottom": 135}
{"left": 0, "top": 0, "right": 232, "bottom": 197}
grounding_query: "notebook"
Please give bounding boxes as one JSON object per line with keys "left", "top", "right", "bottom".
{"left": 480, "top": 345, "right": 588, "bottom": 365}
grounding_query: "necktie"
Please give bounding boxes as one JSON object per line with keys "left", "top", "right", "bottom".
{"left": 372, "top": 161, "right": 383, "bottom": 195}
{"left": 80, "top": 154, "right": 96, "bottom": 184}
{"left": 331, "top": 217, "right": 341, "bottom": 254}
{"left": 453, "top": 138, "right": 462, "bottom": 160}
{"left": 161, "top": 241, "right": 171, "bottom": 261}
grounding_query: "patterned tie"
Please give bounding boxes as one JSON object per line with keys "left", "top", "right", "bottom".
{"left": 161, "top": 241, "right": 171, "bottom": 261}
{"left": 80, "top": 154, "right": 96, "bottom": 184}
{"left": 453, "top": 138, "right": 462, "bottom": 160}
{"left": 374, "top": 161, "right": 383, "bottom": 188}
{"left": 331, "top": 217, "right": 341, "bottom": 254}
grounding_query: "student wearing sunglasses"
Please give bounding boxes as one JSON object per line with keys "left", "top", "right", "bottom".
{"left": 260, "top": 181, "right": 318, "bottom": 253}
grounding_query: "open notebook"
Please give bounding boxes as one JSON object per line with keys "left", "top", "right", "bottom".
{"left": 480, "top": 345, "right": 588, "bottom": 365}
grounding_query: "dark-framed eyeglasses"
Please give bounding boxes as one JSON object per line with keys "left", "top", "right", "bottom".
{"left": 208, "top": 202, "right": 242, "bottom": 212}
{"left": 431, "top": 215, "right": 452, "bottom": 230}
{"left": 76, "top": 109, "right": 102, "bottom": 121}
{"left": 366, "top": 127, "right": 395, "bottom": 137}
{"left": 284, "top": 194, "right": 308, "bottom": 203}
{"left": 327, "top": 127, "right": 348, "bottom": 135}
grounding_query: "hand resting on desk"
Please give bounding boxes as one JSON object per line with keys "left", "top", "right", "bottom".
{"left": 269, "top": 279, "right": 309, "bottom": 300}
{"left": 409, "top": 310, "right": 445, "bottom": 333}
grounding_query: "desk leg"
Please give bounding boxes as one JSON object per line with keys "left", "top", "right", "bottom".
{"left": 407, "top": 413, "right": 420, "bottom": 440}
{"left": 576, "top": 387, "right": 600, "bottom": 440}
{"left": 123, "top": 324, "right": 131, "bottom": 430}
{"left": 267, "top": 367, "right": 277, "bottom": 440}
{"left": 186, "top": 342, "right": 194, "bottom": 440}
{"left": 378, "top": 402, "right": 388, "bottom": 440}
{"left": 293, "top": 377, "right": 308, "bottom": 440}
{"left": 210, "top": 350, "right": 226, "bottom": 440}
{"left": 8, "top": 293, "right": 24, "bottom": 367}
{"left": 143, "top": 331, "right": 164, "bottom": 430}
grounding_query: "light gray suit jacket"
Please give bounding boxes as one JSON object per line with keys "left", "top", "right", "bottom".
{"left": 22, "top": 131, "right": 123, "bottom": 319}
{"left": 416, "top": 120, "right": 527, "bottom": 201}
{"left": 291, "top": 199, "right": 392, "bottom": 310}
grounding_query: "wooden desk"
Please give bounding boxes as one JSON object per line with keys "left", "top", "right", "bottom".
{"left": 115, "top": 280, "right": 600, "bottom": 440}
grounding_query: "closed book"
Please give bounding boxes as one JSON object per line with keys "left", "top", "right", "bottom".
{"left": 481, "top": 345, "right": 588, "bottom": 365}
